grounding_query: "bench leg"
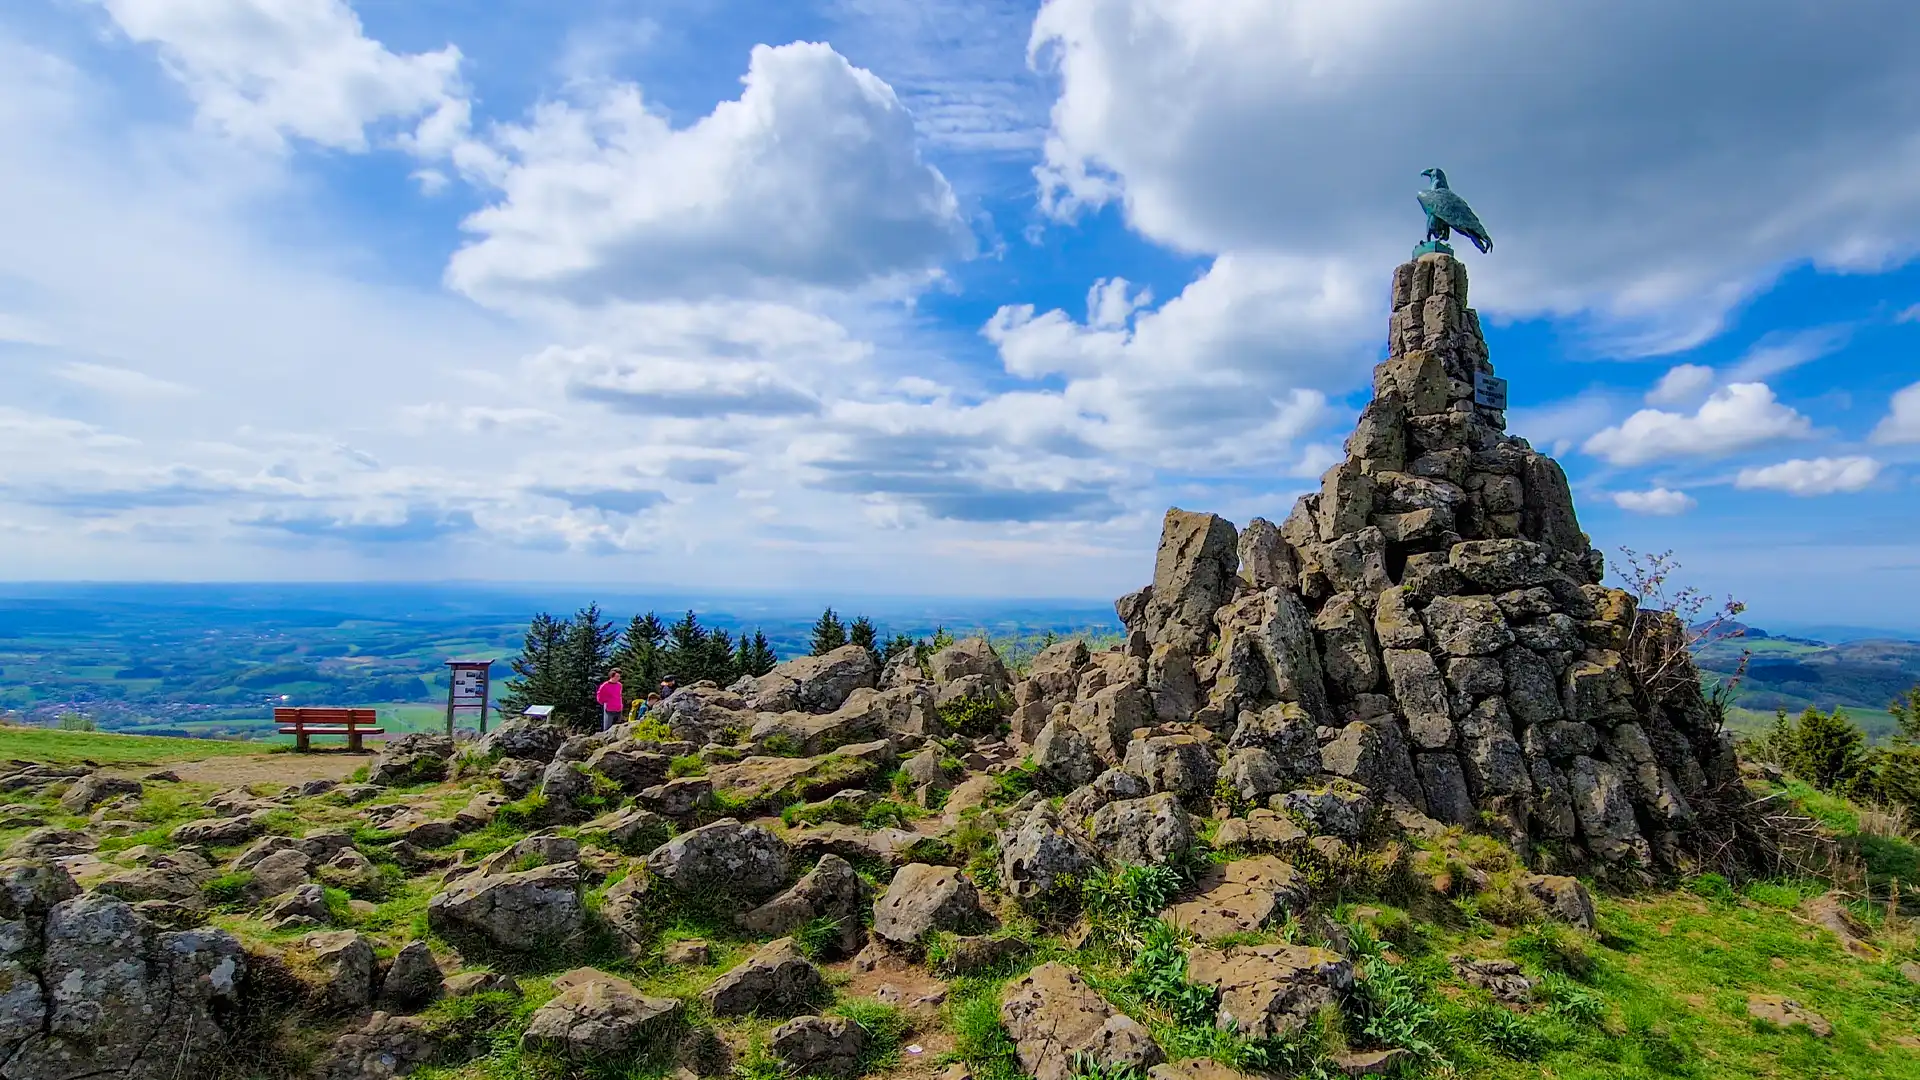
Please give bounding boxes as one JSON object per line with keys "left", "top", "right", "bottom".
{"left": 348, "top": 733, "right": 364, "bottom": 753}
{"left": 296, "top": 733, "right": 310, "bottom": 752}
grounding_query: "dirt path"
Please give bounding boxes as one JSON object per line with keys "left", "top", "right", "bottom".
{"left": 106, "top": 750, "right": 371, "bottom": 787}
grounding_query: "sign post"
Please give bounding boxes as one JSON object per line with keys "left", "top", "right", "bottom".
{"left": 445, "top": 660, "right": 495, "bottom": 738}
{"left": 1472, "top": 371, "right": 1509, "bottom": 411}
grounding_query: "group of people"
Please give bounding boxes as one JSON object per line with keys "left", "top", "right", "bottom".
{"left": 594, "top": 669, "right": 676, "bottom": 732}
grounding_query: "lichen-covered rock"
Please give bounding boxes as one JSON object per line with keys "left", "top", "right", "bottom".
{"left": 427, "top": 863, "right": 584, "bottom": 951}
{"left": 1122, "top": 734, "right": 1219, "bottom": 803}
{"left": 1422, "top": 595, "right": 1514, "bottom": 657}
{"left": 997, "top": 806, "right": 1102, "bottom": 902}
{"left": 379, "top": 941, "right": 444, "bottom": 1010}
{"left": 1567, "top": 756, "right": 1650, "bottom": 864}
{"left": 59, "top": 773, "right": 141, "bottom": 813}
{"left": 1033, "top": 719, "right": 1102, "bottom": 792}
{"left": 169, "top": 813, "right": 263, "bottom": 847}
{"left": 1237, "top": 517, "right": 1296, "bottom": 591}
{"left": 521, "top": 968, "right": 682, "bottom": 1059}
{"left": 929, "top": 638, "right": 1013, "bottom": 700}
{"left": 1271, "top": 787, "right": 1374, "bottom": 841}
{"left": 1067, "top": 682, "right": 1156, "bottom": 763}
{"left": 312, "top": 1012, "right": 443, "bottom": 1080}
{"left": 1523, "top": 874, "right": 1596, "bottom": 931}
{"left": 1141, "top": 509, "right": 1240, "bottom": 651}
{"left": 701, "top": 937, "right": 824, "bottom": 1017}
{"left": 1001, "top": 963, "right": 1164, "bottom": 1080}
{"left": 1215, "top": 588, "right": 1331, "bottom": 726}
{"left": 5, "top": 893, "right": 247, "bottom": 1080}
{"left": 1226, "top": 703, "right": 1321, "bottom": 782}
{"left": 770, "top": 1015, "right": 868, "bottom": 1079}
{"left": 368, "top": 733, "right": 454, "bottom": 786}
{"left": 873, "top": 863, "right": 989, "bottom": 945}
{"left": 1383, "top": 649, "right": 1452, "bottom": 750}
{"left": 305, "top": 929, "right": 378, "bottom": 1011}
{"left": 1062, "top": 768, "right": 1153, "bottom": 821}
{"left": 582, "top": 806, "right": 675, "bottom": 854}
{"left": 1213, "top": 809, "right": 1308, "bottom": 853}
{"left": 1220, "top": 748, "right": 1287, "bottom": 805}
{"left": 1087, "top": 793, "right": 1196, "bottom": 867}
{"left": 1416, "top": 753, "right": 1475, "bottom": 825}
{"left": 478, "top": 718, "right": 568, "bottom": 763}
{"left": 740, "top": 645, "right": 881, "bottom": 714}
{"left": 1314, "top": 592, "right": 1383, "bottom": 699}
{"left": 738, "top": 854, "right": 867, "bottom": 958}
{"left": 645, "top": 818, "right": 792, "bottom": 901}
{"left": 1162, "top": 856, "right": 1305, "bottom": 940}
{"left": 1184, "top": 943, "right": 1354, "bottom": 1039}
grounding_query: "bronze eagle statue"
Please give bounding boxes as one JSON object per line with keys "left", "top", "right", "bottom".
{"left": 1417, "top": 168, "right": 1492, "bottom": 254}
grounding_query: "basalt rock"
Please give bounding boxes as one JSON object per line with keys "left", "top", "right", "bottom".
{"left": 1100, "top": 251, "right": 1724, "bottom": 872}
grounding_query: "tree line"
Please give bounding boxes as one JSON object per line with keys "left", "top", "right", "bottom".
{"left": 496, "top": 603, "right": 959, "bottom": 732}
{"left": 1746, "top": 685, "right": 1920, "bottom": 821}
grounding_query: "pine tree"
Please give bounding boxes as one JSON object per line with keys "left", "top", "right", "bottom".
{"left": 612, "top": 612, "right": 667, "bottom": 695}
{"left": 849, "top": 616, "right": 880, "bottom": 668}
{"left": 1783, "top": 705, "right": 1870, "bottom": 795}
{"left": 732, "top": 634, "right": 754, "bottom": 680}
{"left": 497, "top": 612, "right": 570, "bottom": 721}
{"left": 881, "top": 634, "right": 915, "bottom": 668}
{"left": 810, "top": 607, "right": 848, "bottom": 655}
{"left": 746, "top": 630, "right": 779, "bottom": 676}
{"left": 663, "top": 610, "right": 710, "bottom": 686}
{"left": 560, "top": 602, "right": 618, "bottom": 732}
{"left": 706, "top": 627, "right": 738, "bottom": 684}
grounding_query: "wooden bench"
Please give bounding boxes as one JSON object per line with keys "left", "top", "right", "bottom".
{"left": 275, "top": 707, "right": 384, "bottom": 752}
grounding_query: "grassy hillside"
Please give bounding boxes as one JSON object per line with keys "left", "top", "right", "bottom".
{"left": 0, "top": 724, "right": 269, "bottom": 764}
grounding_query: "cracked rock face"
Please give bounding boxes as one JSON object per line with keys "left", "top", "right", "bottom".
{"left": 1094, "top": 252, "right": 1724, "bottom": 871}
{"left": 1001, "top": 963, "right": 1164, "bottom": 1080}
{"left": 2, "top": 878, "right": 248, "bottom": 1080}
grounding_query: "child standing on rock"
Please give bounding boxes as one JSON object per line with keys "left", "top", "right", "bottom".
{"left": 595, "top": 669, "right": 624, "bottom": 732}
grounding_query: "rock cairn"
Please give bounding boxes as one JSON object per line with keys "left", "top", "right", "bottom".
{"left": 1105, "top": 252, "right": 1736, "bottom": 868}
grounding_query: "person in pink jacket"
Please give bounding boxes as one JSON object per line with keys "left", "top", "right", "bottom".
{"left": 595, "top": 669, "right": 624, "bottom": 732}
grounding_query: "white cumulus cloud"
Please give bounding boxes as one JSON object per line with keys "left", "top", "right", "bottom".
{"left": 1735, "top": 456, "right": 1883, "bottom": 495}
{"left": 1583, "top": 383, "right": 1811, "bottom": 466}
{"left": 1871, "top": 381, "right": 1920, "bottom": 445}
{"left": 1645, "top": 364, "right": 1715, "bottom": 407}
{"left": 91, "top": 0, "right": 466, "bottom": 153}
{"left": 1611, "top": 488, "right": 1697, "bottom": 516}
{"left": 444, "top": 42, "right": 971, "bottom": 308}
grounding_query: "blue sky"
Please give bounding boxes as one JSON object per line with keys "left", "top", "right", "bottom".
{"left": 0, "top": 0, "right": 1917, "bottom": 628}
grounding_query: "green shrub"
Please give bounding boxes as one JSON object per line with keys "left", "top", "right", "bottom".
{"left": 668, "top": 754, "right": 707, "bottom": 778}
{"left": 939, "top": 693, "right": 1014, "bottom": 738}
{"left": 1081, "top": 864, "right": 1185, "bottom": 947}
{"left": 202, "top": 871, "right": 254, "bottom": 907}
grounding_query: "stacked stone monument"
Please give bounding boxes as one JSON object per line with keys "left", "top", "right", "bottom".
{"left": 1100, "top": 251, "right": 1737, "bottom": 869}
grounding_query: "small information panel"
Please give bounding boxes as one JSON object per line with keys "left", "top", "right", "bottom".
{"left": 451, "top": 667, "right": 487, "bottom": 706}
{"left": 1472, "top": 371, "right": 1509, "bottom": 411}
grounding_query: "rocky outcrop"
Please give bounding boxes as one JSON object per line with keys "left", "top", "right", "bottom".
{"left": 1001, "top": 963, "right": 1164, "bottom": 1080}
{"left": 426, "top": 863, "right": 584, "bottom": 951}
{"left": 701, "top": 938, "right": 825, "bottom": 1017}
{"left": 1184, "top": 943, "right": 1354, "bottom": 1039}
{"left": 1084, "top": 251, "right": 1728, "bottom": 870}
{"left": 770, "top": 1015, "right": 868, "bottom": 1079}
{"left": 368, "top": 733, "right": 454, "bottom": 787}
{"left": 872, "top": 863, "right": 989, "bottom": 945}
{"left": 1, "top": 876, "right": 248, "bottom": 1080}
{"left": 645, "top": 819, "right": 793, "bottom": 902}
{"left": 737, "top": 645, "right": 879, "bottom": 714}
{"left": 521, "top": 969, "right": 682, "bottom": 1059}
{"left": 738, "top": 854, "right": 867, "bottom": 958}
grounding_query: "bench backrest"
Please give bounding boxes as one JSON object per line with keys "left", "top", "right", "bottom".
{"left": 274, "top": 707, "right": 379, "bottom": 728}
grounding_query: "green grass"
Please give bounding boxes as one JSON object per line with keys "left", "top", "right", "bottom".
{"left": 0, "top": 724, "right": 267, "bottom": 764}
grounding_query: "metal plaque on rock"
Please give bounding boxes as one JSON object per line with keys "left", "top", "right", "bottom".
{"left": 1472, "top": 372, "right": 1508, "bottom": 411}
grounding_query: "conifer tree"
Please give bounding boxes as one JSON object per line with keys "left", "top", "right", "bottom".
{"left": 810, "top": 607, "right": 848, "bottom": 655}
{"left": 497, "top": 611, "right": 569, "bottom": 720}
{"left": 612, "top": 612, "right": 667, "bottom": 695}
{"left": 663, "top": 610, "right": 710, "bottom": 685}
{"left": 849, "top": 616, "right": 880, "bottom": 668}
{"left": 745, "top": 630, "right": 779, "bottom": 676}
{"left": 881, "top": 634, "right": 915, "bottom": 668}
{"left": 706, "top": 627, "right": 738, "bottom": 684}
{"left": 560, "top": 602, "right": 618, "bottom": 731}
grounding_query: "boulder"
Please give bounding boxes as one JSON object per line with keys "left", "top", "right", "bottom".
{"left": 1214, "top": 588, "right": 1331, "bottom": 726}
{"left": 1383, "top": 648, "right": 1453, "bottom": 750}
{"left": 304, "top": 929, "right": 378, "bottom": 1011}
{"left": 1452, "top": 957, "right": 1533, "bottom": 1004}
{"left": 5, "top": 828, "right": 97, "bottom": 860}
{"left": 997, "top": 806, "right": 1103, "bottom": 902}
{"left": 1747, "top": 995, "right": 1832, "bottom": 1037}
{"left": 582, "top": 806, "right": 675, "bottom": 854}
{"left": 1566, "top": 756, "right": 1650, "bottom": 864}
{"left": 1062, "top": 768, "right": 1153, "bottom": 821}
{"left": 170, "top": 814, "right": 262, "bottom": 847}
{"left": 771, "top": 1015, "right": 869, "bottom": 1079}
{"left": 586, "top": 744, "right": 671, "bottom": 793}
{"left": 740, "top": 645, "right": 880, "bottom": 713}
{"left": 59, "top": 773, "right": 142, "bottom": 813}
{"left": 379, "top": 941, "right": 444, "bottom": 1010}
{"left": 1237, "top": 516, "right": 1297, "bottom": 591}
{"left": 1184, "top": 943, "right": 1354, "bottom": 1039}
{"left": 1220, "top": 748, "right": 1288, "bottom": 805}
{"left": 1271, "top": 787, "right": 1373, "bottom": 841}
{"left": 738, "top": 854, "right": 867, "bottom": 959}
{"left": 1213, "top": 809, "right": 1308, "bottom": 853}
{"left": 1033, "top": 719, "right": 1102, "bottom": 792}
{"left": 1422, "top": 595, "right": 1514, "bottom": 657}
{"left": 873, "top": 863, "right": 990, "bottom": 945}
{"left": 1314, "top": 593, "right": 1383, "bottom": 699}
{"left": 1162, "top": 856, "right": 1305, "bottom": 940}
{"left": 478, "top": 718, "right": 568, "bottom": 763}
{"left": 1522, "top": 874, "right": 1596, "bottom": 932}
{"left": 1415, "top": 754, "right": 1475, "bottom": 825}
{"left": 1226, "top": 703, "right": 1321, "bottom": 782}
{"left": 521, "top": 968, "right": 683, "bottom": 1058}
{"left": 265, "top": 883, "right": 330, "bottom": 927}
{"left": 1087, "top": 793, "right": 1196, "bottom": 867}
{"left": 1122, "top": 734, "right": 1219, "bottom": 803}
{"left": 427, "top": 863, "right": 585, "bottom": 951}
{"left": 312, "top": 1012, "right": 443, "bottom": 1080}
{"left": 368, "top": 733, "right": 454, "bottom": 786}
{"left": 4, "top": 893, "right": 247, "bottom": 1079}
{"left": 701, "top": 937, "right": 825, "bottom": 1017}
{"left": 645, "top": 818, "right": 793, "bottom": 902}
{"left": 1001, "top": 963, "right": 1165, "bottom": 1080}
{"left": 1449, "top": 539, "right": 1556, "bottom": 591}
{"left": 929, "top": 638, "right": 1013, "bottom": 697}
{"left": 1067, "top": 682, "right": 1156, "bottom": 763}
{"left": 1141, "top": 508, "right": 1240, "bottom": 650}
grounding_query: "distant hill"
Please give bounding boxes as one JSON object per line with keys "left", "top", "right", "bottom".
{"left": 1697, "top": 627, "right": 1919, "bottom": 740}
